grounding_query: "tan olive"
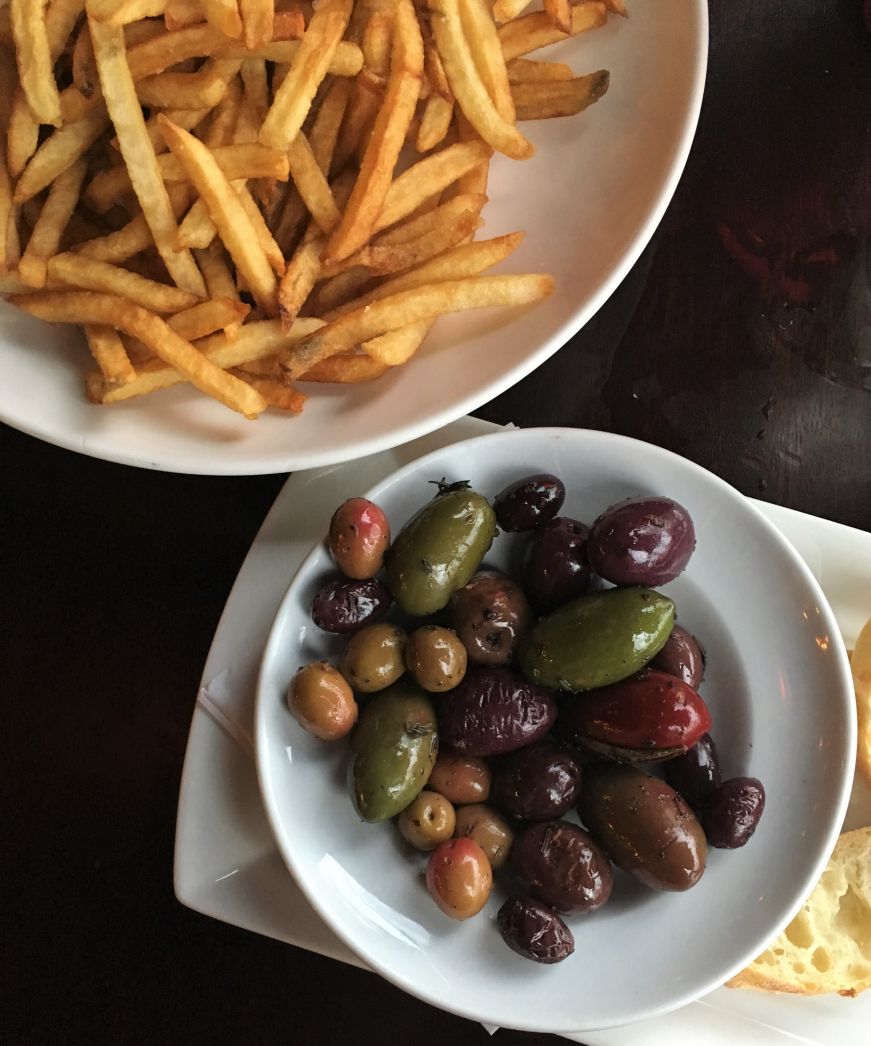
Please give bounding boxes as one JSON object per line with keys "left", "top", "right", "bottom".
{"left": 428, "top": 750, "right": 491, "bottom": 804}
{"left": 288, "top": 661, "right": 357, "bottom": 741}
{"left": 454, "top": 803, "right": 515, "bottom": 869}
{"left": 426, "top": 838, "right": 493, "bottom": 920}
{"left": 398, "top": 790, "right": 457, "bottom": 851}
{"left": 405, "top": 625, "right": 467, "bottom": 692}
{"left": 340, "top": 623, "right": 407, "bottom": 693}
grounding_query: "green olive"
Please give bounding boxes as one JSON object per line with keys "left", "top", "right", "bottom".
{"left": 398, "top": 791, "right": 457, "bottom": 851}
{"left": 340, "top": 623, "right": 407, "bottom": 693}
{"left": 288, "top": 661, "right": 357, "bottom": 741}
{"left": 405, "top": 625, "right": 468, "bottom": 692}
{"left": 453, "top": 803, "right": 514, "bottom": 869}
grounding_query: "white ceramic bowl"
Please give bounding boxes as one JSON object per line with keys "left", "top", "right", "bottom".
{"left": 255, "top": 428, "right": 856, "bottom": 1034}
{"left": 0, "top": 2, "right": 706, "bottom": 474}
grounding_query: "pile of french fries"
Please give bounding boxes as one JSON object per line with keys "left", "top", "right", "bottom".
{"left": 0, "top": 0, "right": 622, "bottom": 421}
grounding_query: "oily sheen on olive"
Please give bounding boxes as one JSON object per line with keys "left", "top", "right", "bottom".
{"left": 511, "top": 820, "right": 613, "bottom": 914}
{"left": 494, "top": 473, "right": 565, "bottom": 532}
{"left": 497, "top": 896, "right": 575, "bottom": 964}
{"left": 450, "top": 571, "right": 532, "bottom": 665}
{"left": 523, "top": 517, "right": 597, "bottom": 613}
{"left": 664, "top": 733, "right": 722, "bottom": 813}
{"left": 490, "top": 741, "right": 582, "bottom": 820}
{"left": 703, "top": 777, "right": 766, "bottom": 848}
{"left": 588, "top": 496, "right": 696, "bottom": 587}
{"left": 311, "top": 577, "right": 392, "bottom": 633}
{"left": 651, "top": 625, "right": 706, "bottom": 688}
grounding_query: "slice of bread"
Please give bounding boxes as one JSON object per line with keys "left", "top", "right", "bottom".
{"left": 851, "top": 618, "right": 871, "bottom": 792}
{"left": 728, "top": 826, "right": 871, "bottom": 996}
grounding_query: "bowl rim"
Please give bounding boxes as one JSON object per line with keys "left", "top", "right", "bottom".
{"left": 254, "top": 426, "right": 857, "bottom": 1033}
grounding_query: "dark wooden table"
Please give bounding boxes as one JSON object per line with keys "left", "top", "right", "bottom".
{"left": 5, "top": 2, "right": 870, "bottom": 1043}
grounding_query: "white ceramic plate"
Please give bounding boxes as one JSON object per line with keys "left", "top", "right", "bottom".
{"left": 0, "top": 3, "right": 706, "bottom": 474}
{"left": 254, "top": 428, "right": 856, "bottom": 1034}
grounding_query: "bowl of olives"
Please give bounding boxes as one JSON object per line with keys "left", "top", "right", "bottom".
{"left": 255, "top": 428, "right": 855, "bottom": 1034}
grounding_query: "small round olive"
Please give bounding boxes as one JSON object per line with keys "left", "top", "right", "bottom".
{"left": 288, "top": 662, "right": 357, "bottom": 741}
{"left": 426, "top": 837, "right": 493, "bottom": 920}
{"left": 454, "top": 803, "right": 515, "bottom": 869}
{"left": 428, "top": 750, "right": 491, "bottom": 804}
{"left": 405, "top": 625, "right": 467, "bottom": 692}
{"left": 328, "top": 497, "right": 390, "bottom": 579}
{"left": 398, "top": 791, "right": 457, "bottom": 851}
{"left": 340, "top": 623, "right": 407, "bottom": 693}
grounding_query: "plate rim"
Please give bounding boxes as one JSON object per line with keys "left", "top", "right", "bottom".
{"left": 253, "top": 426, "right": 857, "bottom": 1034}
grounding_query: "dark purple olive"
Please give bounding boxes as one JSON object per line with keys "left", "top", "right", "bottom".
{"left": 664, "top": 733, "right": 722, "bottom": 813}
{"left": 703, "top": 776, "right": 766, "bottom": 848}
{"left": 497, "top": 896, "right": 574, "bottom": 964}
{"left": 511, "top": 820, "right": 613, "bottom": 913}
{"left": 491, "top": 741, "right": 582, "bottom": 820}
{"left": 494, "top": 473, "right": 565, "bottom": 532}
{"left": 311, "top": 577, "right": 392, "bottom": 633}
{"left": 523, "top": 517, "right": 598, "bottom": 613}
{"left": 588, "top": 496, "right": 696, "bottom": 587}
{"left": 437, "top": 666, "right": 557, "bottom": 757}
{"left": 450, "top": 571, "right": 532, "bottom": 665}
{"left": 651, "top": 625, "right": 706, "bottom": 688}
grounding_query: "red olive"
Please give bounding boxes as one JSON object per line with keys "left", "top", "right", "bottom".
{"left": 426, "top": 838, "right": 493, "bottom": 920}
{"left": 328, "top": 498, "right": 390, "bottom": 579}
{"left": 557, "top": 669, "right": 712, "bottom": 754}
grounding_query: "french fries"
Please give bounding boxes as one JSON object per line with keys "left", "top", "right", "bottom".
{"left": 1, "top": 0, "right": 622, "bottom": 421}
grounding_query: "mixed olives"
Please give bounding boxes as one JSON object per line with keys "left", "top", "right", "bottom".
{"left": 284, "top": 475, "right": 767, "bottom": 967}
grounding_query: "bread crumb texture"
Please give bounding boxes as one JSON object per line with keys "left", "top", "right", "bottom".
{"left": 728, "top": 827, "right": 871, "bottom": 996}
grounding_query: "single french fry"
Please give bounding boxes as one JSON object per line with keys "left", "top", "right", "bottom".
{"left": 300, "top": 353, "right": 390, "bottom": 383}
{"left": 89, "top": 20, "right": 206, "bottom": 296}
{"left": 491, "top": 0, "right": 532, "bottom": 24}
{"left": 308, "top": 264, "right": 371, "bottom": 315}
{"left": 48, "top": 253, "right": 202, "bottom": 312}
{"left": 259, "top": 0, "right": 354, "bottom": 152}
{"left": 281, "top": 273, "right": 555, "bottom": 377}
{"left": 237, "top": 186, "right": 285, "bottom": 275}
{"left": 231, "top": 372, "right": 307, "bottom": 412}
{"left": 309, "top": 76, "right": 353, "bottom": 175}
{"left": 11, "top": 0, "right": 62, "bottom": 126}
{"left": 363, "top": 319, "right": 432, "bottom": 365}
{"left": 164, "top": 0, "right": 204, "bottom": 29}
{"left": 604, "top": 0, "right": 628, "bottom": 16}
{"left": 10, "top": 290, "right": 266, "bottom": 416}
{"left": 429, "top": 0, "right": 531, "bottom": 159}
{"left": 543, "top": 0, "right": 571, "bottom": 34}
{"left": 90, "top": 316, "right": 324, "bottom": 401}
{"left": 84, "top": 323, "right": 137, "bottom": 384}
{"left": 158, "top": 115, "right": 278, "bottom": 314}
{"left": 85, "top": 142, "right": 290, "bottom": 213}
{"left": 72, "top": 23, "right": 97, "bottom": 98}
{"left": 321, "top": 205, "right": 482, "bottom": 279}
{"left": 136, "top": 57, "right": 241, "bottom": 110}
{"left": 17, "top": 160, "right": 88, "bottom": 288}
{"left": 326, "top": 0, "right": 424, "bottom": 262}
{"left": 458, "top": 0, "right": 515, "bottom": 122}
{"left": 240, "top": 0, "right": 272, "bottom": 49}
{"left": 416, "top": 94, "right": 454, "bottom": 152}
{"left": 0, "top": 153, "right": 12, "bottom": 276}
{"left": 6, "top": 92, "right": 40, "bottom": 179}
{"left": 203, "top": 0, "right": 243, "bottom": 38}
{"left": 287, "top": 133, "right": 340, "bottom": 234}
{"left": 498, "top": 3, "right": 607, "bottom": 62}
{"left": 278, "top": 230, "right": 325, "bottom": 330}
{"left": 194, "top": 241, "right": 239, "bottom": 300}
{"left": 215, "top": 38, "right": 359, "bottom": 72}
{"left": 506, "top": 57, "right": 573, "bottom": 83}
{"left": 87, "top": 0, "right": 169, "bottom": 22}
{"left": 423, "top": 32, "right": 453, "bottom": 101}
{"left": 324, "top": 231, "right": 524, "bottom": 319}
{"left": 13, "top": 106, "right": 110, "bottom": 203}
{"left": 167, "top": 296, "right": 249, "bottom": 341}
{"left": 377, "top": 192, "right": 485, "bottom": 246}
{"left": 375, "top": 139, "right": 490, "bottom": 233}
{"left": 512, "top": 70, "right": 609, "bottom": 120}
{"left": 142, "top": 107, "right": 211, "bottom": 156}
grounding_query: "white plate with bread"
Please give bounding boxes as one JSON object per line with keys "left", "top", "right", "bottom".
{"left": 174, "top": 418, "right": 871, "bottom": 1043}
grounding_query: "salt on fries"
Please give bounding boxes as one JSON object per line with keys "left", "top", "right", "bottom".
{"left": 1, "top": 0, "right": 619, "bottom": 421}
